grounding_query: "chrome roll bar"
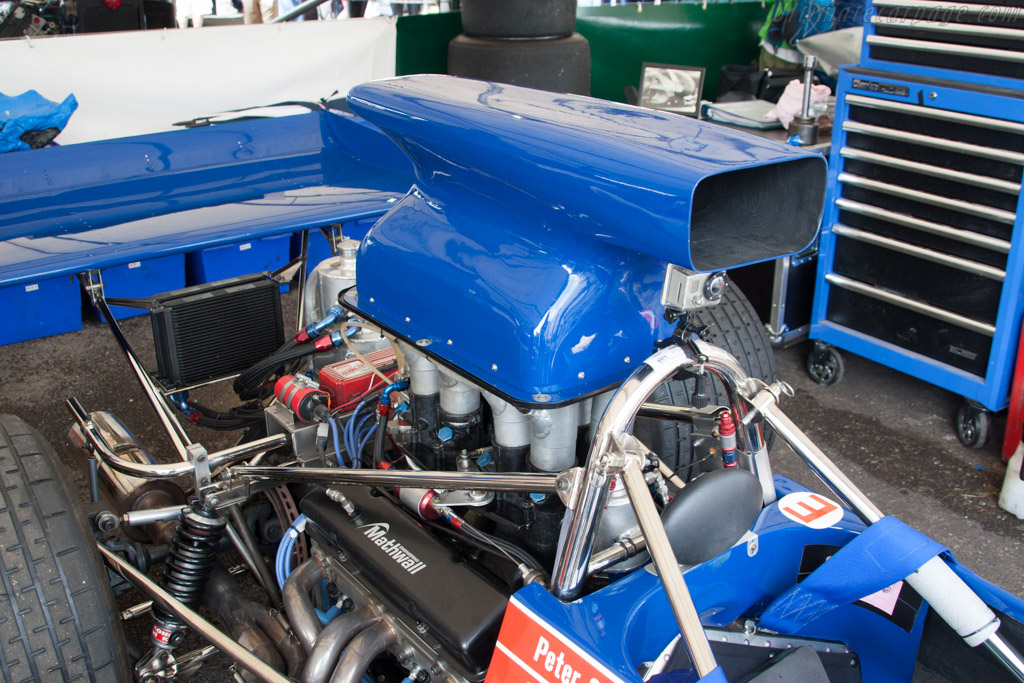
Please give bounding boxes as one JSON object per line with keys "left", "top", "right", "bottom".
{"left": 551, "top": 341, "right": 771, "bottom": 602}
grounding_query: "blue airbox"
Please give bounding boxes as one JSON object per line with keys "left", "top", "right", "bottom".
{"left": 346, "top": 76, "right": 827, "bottom": 405}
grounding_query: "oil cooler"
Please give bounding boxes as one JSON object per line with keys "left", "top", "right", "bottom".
{"left": 150, "top": 274, "right": 285, "bottom": 389}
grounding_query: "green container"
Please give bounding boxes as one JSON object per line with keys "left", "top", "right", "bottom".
{"left": 395, "top": 3, "right": 767, "bottom": 102}
{"left": 577, "top": 3, "right": 766, "bottom": 103}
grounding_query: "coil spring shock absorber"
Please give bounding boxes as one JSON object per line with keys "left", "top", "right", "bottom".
{"left": 150, "top": 501, "right": 226, "bottom": 650}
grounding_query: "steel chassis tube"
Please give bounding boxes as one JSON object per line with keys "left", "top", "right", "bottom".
{"left": 86, "top": 279, "right": 193, "bottom": 461}
{"left": 225, "top": 514, "right": 281, "bottom": 606}
{"left": 232, "top": 466, "right": 561, "bottom": 493}
{"left": 551, "top": 349, "right": 688, "bottom": 601}
{"left": 98, "top": 544, "right": 289, "bottom": 683}
{"left": 749, "top": 396, "right": 884, "bottom": 523}
{"left": 621, "top": 455, "right": 716, "bottom": 678}
{"left": 587, "top": 534, "right": 647, "bottom": 575}
{"left": 295, "top": 229, "right": 309, "bottom": 332}
{"left": 69, "top": 397, "right": 287, "bottom": 478}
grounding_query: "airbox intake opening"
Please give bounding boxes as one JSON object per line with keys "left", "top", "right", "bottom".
{"left": 689, "top": 157, "right": 826, "bottom": 271}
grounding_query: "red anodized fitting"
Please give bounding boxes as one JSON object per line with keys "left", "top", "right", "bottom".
{"left": 718, "top": 410, "right": 738, "bottom": 467}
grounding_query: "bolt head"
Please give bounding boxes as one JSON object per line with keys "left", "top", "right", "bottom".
{"left": 96, "top": 512, "right": 118, "bottom": 532}
{"left": 577, "top": 371, "right": 585, "bottom": 380}
{"left": 491, "top": 364, "right": 498, "bottom": 371}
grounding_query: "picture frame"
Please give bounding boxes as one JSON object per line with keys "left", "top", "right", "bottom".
{"left": 638, "top": 63, "right": 706, "bottom": 117}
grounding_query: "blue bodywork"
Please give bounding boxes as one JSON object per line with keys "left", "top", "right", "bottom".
{"left": 512, "top": 476, "right": 1024, "bottom": 682}
{"left": 5, "top": 75, "right": 1023, "bottom": 681}
{"left": 345, "top": 76, "right": 827, "bottom": 405}
{"left": 0, "top": 107, "right": 413, "bottom": 290}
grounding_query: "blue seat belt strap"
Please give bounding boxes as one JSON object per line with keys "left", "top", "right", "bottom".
{"left": 758, "top": 515, "right": 947, "bottom": 634}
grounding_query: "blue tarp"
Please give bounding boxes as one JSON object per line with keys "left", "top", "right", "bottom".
{"left": 0, "top": 90, "right": 77, "bottom": 153}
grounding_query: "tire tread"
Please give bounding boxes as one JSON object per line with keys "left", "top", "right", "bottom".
{"left": 634, "top": 284, "right": 777, "bottom": 477}
{"left": 0, "top": 415, "right": 128, "bottom": 682}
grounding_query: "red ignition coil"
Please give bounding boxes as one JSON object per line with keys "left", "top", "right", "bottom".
{"left": 274, "top": 375, "right": 329, "bottom": 423}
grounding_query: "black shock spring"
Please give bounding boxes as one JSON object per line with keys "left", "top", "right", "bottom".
{"left": 151, "top": 501, "right": 226, "bottom": 647}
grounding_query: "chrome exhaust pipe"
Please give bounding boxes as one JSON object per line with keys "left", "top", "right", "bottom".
{"left": 68, "top": 410, "right": 186, "bottom": 541}
{"left": 329, "top": 622, "right": 396, "bottom": 683}
{"left": 282, "top": 556, "right": 331, "bottom": 652}
{"left": 302, "top": 606, "right": 379, "bottom": 683}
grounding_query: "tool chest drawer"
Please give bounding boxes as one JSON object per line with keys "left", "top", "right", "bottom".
{"left": 861, "top": 0, "right": 1024, "bottom": 91}
{"left": 811, "top": 68, "right": 1024, "bottom": 410}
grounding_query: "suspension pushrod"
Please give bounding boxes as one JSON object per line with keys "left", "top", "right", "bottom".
{"left": 98, "top": 545, "right": 289, "bottom": 683}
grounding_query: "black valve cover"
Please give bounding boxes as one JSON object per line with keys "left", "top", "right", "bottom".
{"left": 301, "top": 487, "right": 510, "bottom": 677}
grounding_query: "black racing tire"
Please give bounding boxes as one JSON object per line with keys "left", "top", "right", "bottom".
{"left": 0, "top": 415, "right": 130, "bottom": 682}
{"left": 447, "top": 33, "right": 591, "bottom": 96}
{"left": 460, "top": 0, "right": 577, "bottom": 38}
{"left": 633, "top": 284, "right": 778, "bottom": 480}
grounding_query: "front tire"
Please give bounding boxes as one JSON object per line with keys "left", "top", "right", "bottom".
{"left": 0, "top": 414, "right": 130, "bottom": 682}
{"left": 634, "top": 283, "right": 778, "bottom": 479}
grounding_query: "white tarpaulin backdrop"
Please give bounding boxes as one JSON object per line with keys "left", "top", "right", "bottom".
{"left": 0, "top": 19, "right": 397, "bottom": 144}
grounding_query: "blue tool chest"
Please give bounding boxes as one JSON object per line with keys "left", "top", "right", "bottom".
{"left": 810, "top": 0, "right": 1024, "bottom": 430}
{"left": 811, "top": 68, "right": 1024, "bottom": 412}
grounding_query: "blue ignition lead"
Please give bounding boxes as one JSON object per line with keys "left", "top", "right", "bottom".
{"left": 351, "top": 409, "right": 377, "bottom": 468}
{"left": 329, "top": 417, "right": 346, "bottom": 468}
{"left": 275, "top": 514, "right": 307, "bottom": 590}
{"left": 275, "top": 514, "right": 341, "bottom": 624}
{"left": 345, "top": 400, "right": 372, "bottom": 463}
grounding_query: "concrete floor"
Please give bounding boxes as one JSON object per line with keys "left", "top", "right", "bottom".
{"left": 770, "top": 342, "right": 1024, "bottom": 599}
{"left": 1, "top": 296, "right": 1022, "bottom": 678}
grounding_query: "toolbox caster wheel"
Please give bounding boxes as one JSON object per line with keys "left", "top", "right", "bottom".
{"left": 806, "top": 342, "right": 844, "bottom": 386}
{"left": 956, "top": 400, "right": 991, "bottom": 449}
